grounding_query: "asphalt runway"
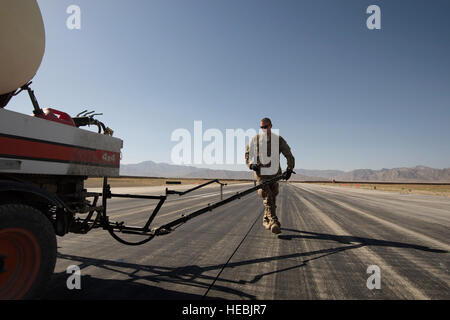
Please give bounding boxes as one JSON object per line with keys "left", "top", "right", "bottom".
{"left": 44, "top": 182, "right": 450, "bottom": 300}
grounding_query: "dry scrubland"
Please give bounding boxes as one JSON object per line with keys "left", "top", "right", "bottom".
{"left": 320, "top": 182, "right": 450, "bottom": 197}
{"left": 85, "top": 177, "right": 450, "bottom": 197}
{"left": 85, "top": 177, "right": 252, "bottom": 188}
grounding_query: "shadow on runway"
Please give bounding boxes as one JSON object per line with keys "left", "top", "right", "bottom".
{"left": 46, "top": 229, "right": 447, "bottom": 299}
{"left": 46, "top": 244, "right": 361, "bottom": 300}
{"left": 45, "top": 252, "right": 257, "bottom": 300}
{"left": 278, "top": 229, "right": 448, "bottom": 253}
{"left": 44, "top": 272, "right": 208, "bottom": 300}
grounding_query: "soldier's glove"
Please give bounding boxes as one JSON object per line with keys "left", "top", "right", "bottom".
{"left": 249, "top": 164, "right": 260, "bottom": 172}
{"left": 283, "top": 169, "right": 294, "bottom": 181}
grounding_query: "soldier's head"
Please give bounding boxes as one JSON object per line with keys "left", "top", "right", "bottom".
{"left": 260, "top": 117, "right": 272, "bottom": 134}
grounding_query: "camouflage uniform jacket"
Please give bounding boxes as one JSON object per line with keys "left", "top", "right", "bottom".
{"left": 245, "top": 133, "right": 295, "bottom": 181}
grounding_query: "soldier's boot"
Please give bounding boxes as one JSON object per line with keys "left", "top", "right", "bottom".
{"left": 269, "top": 219, "right": 281, "bottom": 235}
{"left": 266, "top": 202, "right": 280, "bottom": 234}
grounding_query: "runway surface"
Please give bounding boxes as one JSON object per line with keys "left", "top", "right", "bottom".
{"left": 44, "top": 182, "right": 450, "bottom": 299}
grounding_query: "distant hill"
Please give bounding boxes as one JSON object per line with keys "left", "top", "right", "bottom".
{"left": 120, "top": 162, "right": 449, "bottom": 182}
{"left": 297, "top": 166, "right": 450, "bottom": 182}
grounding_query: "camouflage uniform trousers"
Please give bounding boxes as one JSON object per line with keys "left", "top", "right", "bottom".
{"left": 257, "top": 179, "right": 280, "bottom": 228}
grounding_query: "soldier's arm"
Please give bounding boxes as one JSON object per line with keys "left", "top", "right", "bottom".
{"left": 280, "top": 137, "right": 295, "bottom": 170}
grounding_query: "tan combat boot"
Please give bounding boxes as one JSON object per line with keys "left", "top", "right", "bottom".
{"left": 270, "top": 221, "right": 281, "bottom": 235}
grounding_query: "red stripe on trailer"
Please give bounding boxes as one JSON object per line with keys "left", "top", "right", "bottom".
{"left": 0, "top": 136, "right": 119, "bottom": 167}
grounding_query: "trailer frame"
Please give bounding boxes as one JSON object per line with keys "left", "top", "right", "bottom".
{"left": 69, "top": 174, "right": 288, "bottom": 246}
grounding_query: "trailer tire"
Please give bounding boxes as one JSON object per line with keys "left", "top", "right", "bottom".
{"left": 0, "top": 204, "right": 57, "bottom": 300}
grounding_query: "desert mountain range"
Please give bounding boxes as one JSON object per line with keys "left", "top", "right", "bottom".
{"left": 120, "top": 161, "right": 450, "bottom": 182}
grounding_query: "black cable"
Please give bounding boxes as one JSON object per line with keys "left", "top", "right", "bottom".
{"left": 202, "top": 208, "right": 263, "bottom": 298}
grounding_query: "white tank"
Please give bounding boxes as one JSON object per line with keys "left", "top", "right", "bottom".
{"left": 0, "top": 0, "right": 45, "bottom": 95}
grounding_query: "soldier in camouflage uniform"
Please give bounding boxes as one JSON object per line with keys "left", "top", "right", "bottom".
{"left": 245, "top": 118, "right": 295, "bottom": 234}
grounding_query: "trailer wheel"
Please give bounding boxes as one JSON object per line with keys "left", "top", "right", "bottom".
{"left": 0, "top": 204, "right": 57, "bottom": 300}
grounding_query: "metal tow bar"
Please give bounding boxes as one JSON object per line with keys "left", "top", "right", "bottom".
{"left": 100, "top": 173, "right": 292, "bottom": 246}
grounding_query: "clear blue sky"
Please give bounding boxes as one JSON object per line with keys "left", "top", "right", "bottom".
{"left": 9, "top": 0, "right": 450, "bottom": 171}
